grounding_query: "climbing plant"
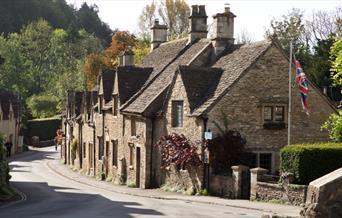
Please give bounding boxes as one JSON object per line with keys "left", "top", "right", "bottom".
{"left": 155, "top": 133, "right": 201, "bottom": 169}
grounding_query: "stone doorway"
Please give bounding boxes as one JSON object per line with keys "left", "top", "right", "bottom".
{"left": 136, "top": 147, "right": 141, "bottom": 187}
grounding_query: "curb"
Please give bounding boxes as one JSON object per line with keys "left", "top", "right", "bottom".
{"left": 0, "top": 186, "right": 27, "bottom": 209}
{"left": 46, "top": 160, "right": 297, "bottom": 216}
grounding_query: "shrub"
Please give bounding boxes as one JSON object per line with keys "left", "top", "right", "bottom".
{"left": 155, "top": 133, "right": 201, "bottom": 169}
{"left": 321, "top": 112, "right": 342, "bottom": 142}
{"left": 280, "top": 143, "right": 342, "bottom": 185}
{"left": 26, "top": 94, "right": 59, "bottom": 118}
{"left": 27, "top": 117, "right": 61, "bottom": 140}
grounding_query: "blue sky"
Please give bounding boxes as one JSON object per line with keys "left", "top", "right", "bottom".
{"left": 67, "top": 0, "right": 342, "bottom": 41}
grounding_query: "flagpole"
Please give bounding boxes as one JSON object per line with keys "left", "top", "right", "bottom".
{"left": 288, "top": 40, "right": 293, "bottom": 146}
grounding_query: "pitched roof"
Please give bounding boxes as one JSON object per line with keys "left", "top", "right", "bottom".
{"left": 99, "top": 69, "right": 115, "bottom": 102}
{"left": 0, "top": 90, "right": 20, "bottom": 120}
{"left": 122, "top": 38, "right": 212, "bottom": 115}
{"left": 192, "top": 40, "right": 272, "bottom": 116}
{"left": 116, "top": 66, "right": 153, "bottom": 105}
{"left": 177, "top": 66, "right": 223, "bottom": 112}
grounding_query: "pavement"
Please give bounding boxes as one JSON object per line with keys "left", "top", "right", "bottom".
{"left": 0, "top": 146, "right": 302, "bottom": 218}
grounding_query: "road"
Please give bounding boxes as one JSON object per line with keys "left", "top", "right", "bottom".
{"left": 0, "top": 147, "right": 264, "bottom": 218}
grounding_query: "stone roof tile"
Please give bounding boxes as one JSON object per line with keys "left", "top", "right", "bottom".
{"left": 192, "top": 40, "right": 272, "bottom": 115}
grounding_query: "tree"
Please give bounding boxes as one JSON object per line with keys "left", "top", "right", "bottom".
{"left": 266, "top": 8, "right": 305, "bottom": 54}
{"left": 138, "top": 2, "right": 157, "bottom": 39}
{"left": 133, "top": 38, "right": 150, "bottom": 65}
{"left": 26, "top": 94, "right": 59, "bottom": 118}
{"left": 103, "top": 31, "right": 136, "bottom": 69}
{"left": 84, "top": 53, "right": 104, "bottom": 90}
{"left": 330, "top": 37, "right": 342, "bottom": 88}
{"left": 158, "top": 0, "right": 190, "bottom": 38}
{"left": 138, "top": 0, "right": 190, "bottom": 39}
{"left": 236, "top": 29, "right": 253, "bottom": 44}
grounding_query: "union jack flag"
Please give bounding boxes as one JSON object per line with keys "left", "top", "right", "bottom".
{"left": 295, "top": 60, "right": 309, "bottom": 113}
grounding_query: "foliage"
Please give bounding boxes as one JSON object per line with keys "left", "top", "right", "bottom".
{"left": 27, "top": 118, "right": 61, "bottom": 141}
{"left": 158, "top": 0, "right": 190, "bottom": 38}
{"left": 330, "top": 37, "right": 342, "bottom": 88}
{"left": 84, "top": 53, "right": 104, "bottom": 90}
{"left": 321, "top": 112, "right": 342, "bottom": 142}
{"left": 280, "top": 143, "right": 342, "bottom": 184}
{"left": 71, "top": 138, "right": 78, "bottom": 154}
{"left": 26, "top": 94, "right": 59, "bottom": 118}
{"left": 0, "top": 20, "right": 102, "bottom": 118}
{"left": 138, "top": 2, "right": 157, "bottom": 38}
{"left": 266, "top": 8, "right": 305, "bottom": 54}
{"left": 133, "top": 38, "right": 151, "bottom": 65}
{"left": 138, "top": 0, "right": 190, "bottom": 39}
{"left": 103, "top": 31, "right": 136, "bottom": 69}
{"left": 212, "top": 110, "right": 230, "bottom": 137}
{"left": 155, "top": 133, "right": 201, "bottom": 169}
{"left": 0, "top": 0, "right": 112, "bottom": 47}
{"left": 209, "top": 130, "right": 246, "bottom": 175}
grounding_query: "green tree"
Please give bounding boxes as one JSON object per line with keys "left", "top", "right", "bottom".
{"left": 26, "top": 94, "right": 59, "bottom": 118}
{"left": 138, "top": 2, "right": 157, "bottom": 39}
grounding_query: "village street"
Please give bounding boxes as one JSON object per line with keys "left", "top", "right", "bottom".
{"left": 0, "top": 147, "right": 301, "bottom": 218}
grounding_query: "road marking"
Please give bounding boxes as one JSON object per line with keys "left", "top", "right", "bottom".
{"left": 0, "top": 186, "right": 27, "bottom": 209}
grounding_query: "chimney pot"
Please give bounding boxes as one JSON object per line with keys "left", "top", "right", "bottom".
{"left": 189, "top": 5, "right": 208, "bottom": 43}
{"left": 150, "top": 19, "right": 167, "bottom": 50}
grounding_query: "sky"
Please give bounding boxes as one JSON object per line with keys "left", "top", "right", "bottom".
{"left": 66, "top": 0, "right": 342, "bottom": 41}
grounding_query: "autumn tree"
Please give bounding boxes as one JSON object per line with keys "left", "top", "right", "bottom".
{"left": 103, "top": 31, "right": 136, "bottom": 69}
{"left": 84, "top": 53, "right": 104, "bottom": 90}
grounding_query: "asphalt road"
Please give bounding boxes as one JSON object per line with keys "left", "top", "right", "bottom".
{"left": 0, "top": 147, "right": 264, "bottom": 218}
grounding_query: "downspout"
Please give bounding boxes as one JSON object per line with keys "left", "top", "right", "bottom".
{"left": 202, "top": 117, "right": 208, "bottom": 190}
{"left": 149, "top": 116, "right": 155, "bottom": 188}
{"left": 64, "top": 121, "right": 67, "bottom": 164}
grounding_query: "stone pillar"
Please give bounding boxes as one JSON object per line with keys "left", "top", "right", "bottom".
{"left": 250, "top": 167, "right": 268, "bottom": 200}
{"left": 231, "top": 165, "right": 249, "bottom": 199}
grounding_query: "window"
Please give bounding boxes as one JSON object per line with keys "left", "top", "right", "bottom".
{"left": 98, "top": 137, "right": 104, "bottom": 160}
{"left": 275, "top": 106, "right": 285, "bottom": 122}
{"left": 129, "top": 143, "right": 134, "bottom": 166}
{"left": 89, "top": 143, "right": 93, "bottom": 167}
{"left": 99, "top": 96, "right": 103, "bottom": 113}
{"left": 263, "top": 105, "right": 286, "bottom": 129}
{"left": 131, "top": 118, "right": 136, "bottom": 136}
{"left": 172, "top": 101, "right": 183, "bottom": 127}
{"left": 83, "top": 143, "right": 86, "bottom": 158}
{"left": 112, "top": 140, "right": 118, "bottom": 166}
{"left": 263, "top": 106, "right": 273, "bottom": 122}
{"left": 113, "top": 94, "right": 118, "bottom": 116}
{"left": 259, "top": 153, "right": 272, "bottom": 173}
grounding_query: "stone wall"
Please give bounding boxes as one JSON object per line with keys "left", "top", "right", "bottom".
{"left": 302, "top": 168, "right": 342, "bottom": 218}
{"left": 159, "top": 73, "right": 205, "bottom": 191}
{"left": 210, "top": 174, "right": 234, "bottom": 198}
{"left": 250, "top": 168, "right": 307, "bottom": 206}
{"left": 207, "top": 45, "right": 335, "bottom": 173}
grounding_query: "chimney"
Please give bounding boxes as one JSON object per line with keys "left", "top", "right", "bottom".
{"left": 151, "top": 19, "right": 167, "bottom": 50}
{"left": 211, "top": 6, "right": 236, "bottom": 54}
{"left": 189, "top": 5, "right": 208, "bottom": 43}
{"left": 123, "top": 47, "right": 134, "bottom": 66}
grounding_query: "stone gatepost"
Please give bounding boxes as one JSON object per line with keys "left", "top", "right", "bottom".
{"left": 250, "top": 167, "right": 268, "bottom": 200}
{"left": 231, "top": 165, "right": 249, "bottom": 199}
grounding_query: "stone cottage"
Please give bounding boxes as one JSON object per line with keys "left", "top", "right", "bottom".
{"left": 0, "top": 90, "right": 23, "bottom": 154}
{"left": 62, "top": 5, "right": 337, "bottom": 192}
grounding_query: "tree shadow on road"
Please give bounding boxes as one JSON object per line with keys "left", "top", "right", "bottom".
{"left": 0, "top": 181, "right": 164, "bottom": 218}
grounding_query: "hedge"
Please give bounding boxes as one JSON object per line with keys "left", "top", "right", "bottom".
{"left": 280, "top": 143, "right": 342, "bottom": 185}
{"left": 27, "top": 117, "right": 61, "bottom": 141}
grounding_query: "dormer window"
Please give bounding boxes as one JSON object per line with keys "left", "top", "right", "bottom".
{"left": 113, "top": 94, "right": 118, "bottom": 116}
{"left": 172, "top": 100, "right": 183, "bottom": 127}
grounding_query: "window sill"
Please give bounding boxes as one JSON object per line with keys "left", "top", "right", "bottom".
{"left": 263, "top": 122, "right": 286, "bottom": 130}
{"left": 112, "top": 165, "right": 118, "bottom": 170}
{"left": 129, "top": 165, "right": 134, "bottom": 170}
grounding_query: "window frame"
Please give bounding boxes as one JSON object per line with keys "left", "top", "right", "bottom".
{"left": 112, "top": 140, "right": 118, "bottom": 167}
{"left": 131, "top": 118, "right": 136, "bottom": 137}
{"left": 171, "top": 100, "right": 184, "bottom": 128}
{"left": 128, "top": 143, "right": 134, "bottom": 166}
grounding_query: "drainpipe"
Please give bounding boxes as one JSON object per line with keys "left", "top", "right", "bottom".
{"left": 202, "top": 117, "right": 208, "bottom": 190}
{"left": 149, "top": 116, "right": 155, "bottom": 188}
{"left": 64, "top": 121, "right": 67, "bottom": 164}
